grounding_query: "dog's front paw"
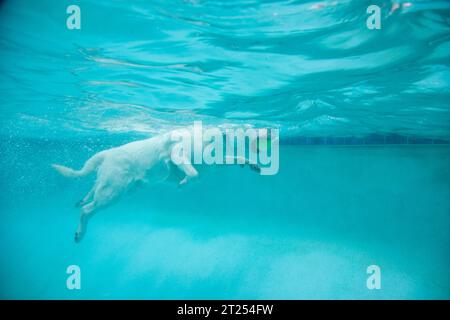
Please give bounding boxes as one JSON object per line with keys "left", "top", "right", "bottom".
{"left": 178, "top": 177, "right": 188, "bottom": 188}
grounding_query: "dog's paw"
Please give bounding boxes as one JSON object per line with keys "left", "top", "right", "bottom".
{"left": 178, "top": 177, "right": 188, "bottom": 188}
{"left": 249, "top": 163, "right": 261, "bottom": 173}
{"left": 74, "top": 232, "right": 82, "bottom": 243}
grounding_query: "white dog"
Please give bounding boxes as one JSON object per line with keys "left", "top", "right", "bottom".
{"left": 52, "top": 128, "right": 261, "bottom": 242}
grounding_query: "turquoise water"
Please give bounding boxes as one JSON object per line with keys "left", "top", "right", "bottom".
{"left": 1, "top": 0, "right": 449, "bottom": 299}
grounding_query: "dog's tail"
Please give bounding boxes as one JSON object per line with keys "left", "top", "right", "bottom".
{"left": 52, "top": 151, "right": 106, "bottom": 178}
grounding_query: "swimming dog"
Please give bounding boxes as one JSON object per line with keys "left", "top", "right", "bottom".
{"left": 52, "top": 127, "right": 263, "bottom": 242}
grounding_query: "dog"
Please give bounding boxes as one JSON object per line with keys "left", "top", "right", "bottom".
{"left": 52, "top": 127, "right": 261, "bottom": 242}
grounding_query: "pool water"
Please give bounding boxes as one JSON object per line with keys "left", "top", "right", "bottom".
{"left": 0, "top": 0, "right": 449, "bottom": 299}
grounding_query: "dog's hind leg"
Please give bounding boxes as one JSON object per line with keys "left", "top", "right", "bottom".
{"left": 75, "top": 201, "right": 97, "bottom": 243}
{"left": 74, "top": 178, "right": 130, "bottom": 242}
{"left": 75, "top": 188, "right": 94, "bottom": 208}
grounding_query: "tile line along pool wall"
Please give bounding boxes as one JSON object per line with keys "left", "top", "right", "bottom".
{"left": 282, "top": 134, "right": 450, "bottom": 145}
